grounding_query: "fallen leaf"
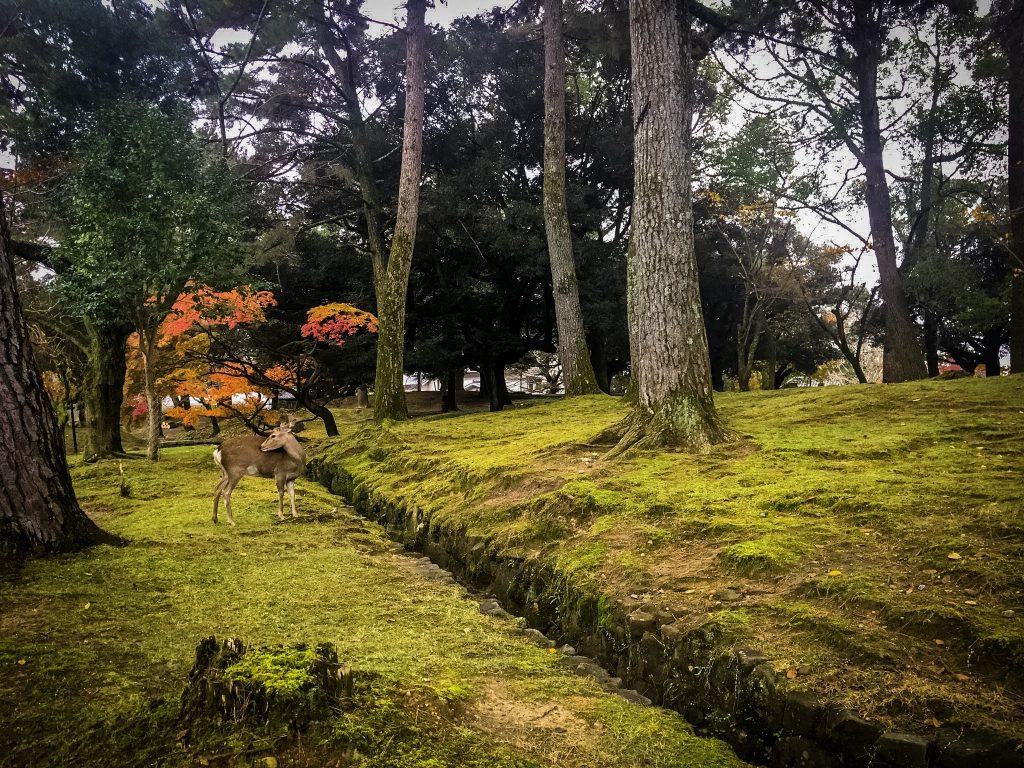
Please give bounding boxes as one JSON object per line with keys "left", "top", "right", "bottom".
{"left": 905, "top": 587, "right": 915, "bottom": 595}
{"left": 934, "top": 639, "right": 945, "bottom": 646}
{"left": 83, "top": 602, "right": 91, "bottom": 610}
{"left": 964, "top": 600, "right": 977, "bottom": 606}
{"left": 827, "top": 570, "right": 843, "bottom": 577}
{"left": 930, "top": 717, "right": 942, "bottom": 728}
{"left": 548, "top": 648, "right": 557, "bottom": 654}
{"left": 786, "top": 668, "right": 798, "bottom": 680}
{"left": 947, "top": 552, "right": 961, "bottom": 560}
{"left": 17, "top": 659, "right": 26, "bottom": 666}
{"left": 954, "top": 673, "right": 970, "bottom": 682}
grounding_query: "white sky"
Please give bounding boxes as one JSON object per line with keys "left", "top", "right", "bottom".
{"left": 361, "top": 0, "right": 517, "bottom": 29}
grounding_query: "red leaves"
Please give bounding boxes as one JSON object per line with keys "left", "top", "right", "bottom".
{"left": 300, "top": 303, "right": 378, "bottom": 346}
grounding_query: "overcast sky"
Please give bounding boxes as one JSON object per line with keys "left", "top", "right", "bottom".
{"left": 360, "top": 0, "right": 517, "bottom": 29}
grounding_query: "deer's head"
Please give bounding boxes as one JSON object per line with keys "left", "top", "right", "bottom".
{"left": 260, "top": 421, "right": 293, "bottom": 452}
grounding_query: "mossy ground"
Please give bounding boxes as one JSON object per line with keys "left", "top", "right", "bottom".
{"left": 316, "top": 376, "right": 1024, "bottom": 738}
{"left": 0, "top": 445, "right": 745, "bottom": 768}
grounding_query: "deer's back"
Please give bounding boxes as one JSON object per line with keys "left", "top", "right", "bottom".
{"left": 215, "top": 435, "right": 302, "bottom": 480}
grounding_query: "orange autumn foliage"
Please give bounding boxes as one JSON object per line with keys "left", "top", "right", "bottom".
{"left": 300, "top": 303, "right": 378, "bottom": 346}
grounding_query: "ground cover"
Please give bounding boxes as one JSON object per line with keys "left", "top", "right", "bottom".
{"left": 315, "top": 376, "right": 1024, "bottom": 739}
{"left": 0, "top": 446, "right": 744, "bottom": 768}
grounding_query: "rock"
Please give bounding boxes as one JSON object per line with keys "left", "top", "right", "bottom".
{"left": 1002, "top": 610, "right": 1015, "bottom": 618}
{"left": 935, "top": 725, "right": 1023, "bottom": 768}
{"left": 628, "top": 609, "right": 658, "bottom": 637}
{"left": 736, "top": 648, "right": 768, "bottom": 671}
{"left": 522, "top": 628, "right": 549, "bottom": 645}
{"left": 781, "top": 692, "right": 823, "bottom": 738}
{"left": 769, "top": 735, "right": 836, "bottom": 768}
{"left": 714, "top": 588, "right": 743, "bottom": 602}
{"left": 614, "top": 689, "right": 652, "bottom": 707}
{"left": 559, "top": 644, "right": 577, "bottom": 656}
{"left": 557, "top": 655, "right": 590, "bottom": 670}
{"left": 573, "top": 661, "right": 611, "bottom": 682}
{"left": 827, "top": 710, "right": 883, "bottom": 764}
{"left": 874, "top": 732, "right": 931, "bottom": 768}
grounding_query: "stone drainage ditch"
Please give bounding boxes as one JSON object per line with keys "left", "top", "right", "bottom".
{"left": 310, "top": 458, "right": 1023, "bottom": 768}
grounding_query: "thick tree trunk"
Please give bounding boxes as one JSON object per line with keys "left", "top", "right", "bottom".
{"left": 609, "top": 0, "right": 728, "bottom": 452}
{"left": 853, "top": 8, "right": 926, "bottom": 383}
{"left": 542, "top": 0, "right": 601, "bottom": 396}
{"left": 1001, "top": 0, "right": 1024, "bottom": 373}
{"left": 85, "top": 319, "right": 130, "bottom": 458}
{"left": 372, "top": 0, "right": 427, "bottom": 422}
{"left": 0, "top": 217, "right": 112, "bottom": 562}
{"left": 441, "top": 368, "right": 461, "bottom": 412}
{"left": 209, "top": 414, "right": 220, "bottom": 436}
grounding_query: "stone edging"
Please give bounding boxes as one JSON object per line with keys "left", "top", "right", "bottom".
{"left": 310, "top": 458, "right": 1023, "bottom": 768}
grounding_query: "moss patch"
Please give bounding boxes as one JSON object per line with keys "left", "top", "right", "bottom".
{"left": 311, "top": 376, "right": 1024, "bottom": 738}
{"left": 0, "top": 447, "right": 745, "bottom": 768}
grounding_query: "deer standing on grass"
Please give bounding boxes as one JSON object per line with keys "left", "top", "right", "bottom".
{"left": 212, "top": 418, "right": 306, "bottom": 525}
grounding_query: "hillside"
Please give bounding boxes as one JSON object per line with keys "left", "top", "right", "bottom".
{"left": 317, "top": 376, "right": 1024, "bottom": 742}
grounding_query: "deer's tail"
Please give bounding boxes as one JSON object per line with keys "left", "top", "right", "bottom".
{"left": 213, "top": 446, "right": 223, "bottom": 469}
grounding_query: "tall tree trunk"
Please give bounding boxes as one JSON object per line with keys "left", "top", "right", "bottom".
{"left": 853, "top": 7, "right": 926, "bottom": 383}
{"left": 441, "top": 368, "right": 461, "bottom": 412}
{"left": 923, "top": 309, "right": 940, "bottom": 378}
{"left": 140, "top": 329, "right": 161, "bottom": 461}
{"left": 588, "top": 331, "right": 611, "bottom": 393}
{"left": 85, "top": 319, "right": 130, "bottom": 458}
{"left": 542, "top": 0, "right": 601, "bottom": 396}
{"left": 609, "top": 0, "right": 728, "bottom": 452}
{"left": 372, "top": 0, "right": 427, "bottom": 422}
{"left": 1000, "top": 0, "right": 1024, "bottom": 373}
{"left": 0, "top": 211, "right": 111, "bottom": 562}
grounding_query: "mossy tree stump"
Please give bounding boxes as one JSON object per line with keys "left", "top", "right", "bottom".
{"left": 178, "top": 637, "right": 354, "bottom": 743}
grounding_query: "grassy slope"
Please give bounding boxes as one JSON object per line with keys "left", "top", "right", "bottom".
{"left": 0, "top": 448, "right": 744, "bottom": 768}
{"left": 318, "top": 376, "right": 1024, "bottom": 738}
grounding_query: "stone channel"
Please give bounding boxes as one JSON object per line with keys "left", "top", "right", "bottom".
{"left": 310, "top": 458, "right": 1023, "bottom": 768}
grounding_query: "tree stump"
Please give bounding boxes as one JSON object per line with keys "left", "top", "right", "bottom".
{"left": 177, "top": 637, "right": 354, "bottom": 743}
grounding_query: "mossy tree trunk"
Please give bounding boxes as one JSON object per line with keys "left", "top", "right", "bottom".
{"left": 542, "top": 0, "right": 601, "bottom": 397}
{"left": 609, "top": 0, "right": 729, "bottom": 453}
{"left": 999, "top": 0, "right": 1024, "bottom": 373}
{"left": 370, "top": 0, "right": 427, "bottom": 422}
{"left": 84, "top": 318, "right": 131, "bottom": 458}
{"left": 851, "top": 3, "right": 926, "bottom": 383}
{"left": 0, "top": 213, "right": 112, "bottom": 561}
{"left": 139, "top": 326, "right": 162, "bottom": 462}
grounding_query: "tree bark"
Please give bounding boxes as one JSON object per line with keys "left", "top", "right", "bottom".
{"left": 372, "top": 0, "right": 427, "bottom": 422}
{"left": 923, "top": 309, "right": 940, "bottom": 378}
{"left": 84, "top": 319, "right": 130, "bottom": 458}
{"left": 0, "top": 212, "right": 112, "bottom": 562}
{"left": 139, "top": 329, "right": 162, "bottom": 461}
{"left": 441, "top": 368, "right": 461, "bottom": 412}
{"left": 999, "top": 0, "right": 1024, "bottom": 373}
{"left": 542, "top": 0, "right": 601, "bottom": 396}
{"left": 610, "top": 0, "right": 729, "bottom": 453}
{"left": 852, "top": 1, "right": 926, "bottom": 382}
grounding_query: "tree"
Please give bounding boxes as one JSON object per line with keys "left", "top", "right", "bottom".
{"left": 608, "top": 0, "right": 729, "bottom": 452}
{"left": 735, "top": 0, "right": 936, "bottom": 382}
{"left": 371, "top": 0, "right": 427, "bottom": 422}
{"left": 0, "top": 197, "right": 110, "bottom": 562}
{"left": 994, "top": 0, "right": 1024, "bottom": 372}
{"left": 542, "top": 0, "right": 601, "bottom": 396}
{"left": 58, "top": 99, "right": 240, "bottom": 460}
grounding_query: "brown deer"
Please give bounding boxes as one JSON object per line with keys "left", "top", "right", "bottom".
{"left": 212, "top": 418, "right": 306, "bottom": 525}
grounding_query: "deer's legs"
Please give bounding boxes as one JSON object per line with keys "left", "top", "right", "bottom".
{"left": 213, "top": 476, "right": 227, "bottom": 523}
{"left": 222, "top": 475, "right": 240, "bottom": 526}
{"left": 287, "top": 480, "right": 298, "bottom": 518}
{"left": 276, "top": 478, "right": 286, "bottom": 521}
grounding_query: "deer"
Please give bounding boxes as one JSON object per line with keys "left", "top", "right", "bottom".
{"left": 212, "top": 417, "right": 306, "bottom": 526}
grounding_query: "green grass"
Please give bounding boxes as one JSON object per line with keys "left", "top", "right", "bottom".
{"left": 314, "top": 376, "right": 1024, "bottom": 737}
{"left": 0, "top": 447, "right": 745, "bottom": 768}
